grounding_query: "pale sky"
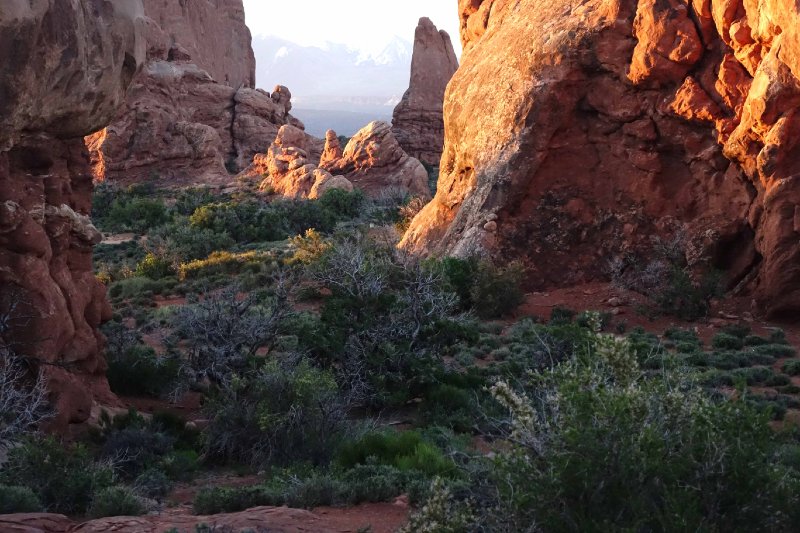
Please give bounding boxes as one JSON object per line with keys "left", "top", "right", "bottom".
{"left": 242, "top": 0, "right": 462, "bottom": 56}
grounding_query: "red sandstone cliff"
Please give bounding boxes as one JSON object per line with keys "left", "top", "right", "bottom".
{"left": 87, "top": 0, "right": 312, "bottom": 187}
{"left": 401, "top": 0, "right": 800, "bottom": 318}
{"left": 0, "top": 0, "right": 144, "bottom": 427}
{"left": 392, "top": 18, "right": 460, "bottom": 167}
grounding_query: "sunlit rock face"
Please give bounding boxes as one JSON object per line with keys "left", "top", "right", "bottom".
{"left": 392, "top": 17, "right": 460, "bottom": 167}
{"left": 322, "top": 121, "right": 432, "bottom": 199}
{"left": 402, "top": 0, "right": 800, "bottom": 318}
{"left": 0, "top": 0, "right": 145, "bottom": 428}
{"left": 245, "top": 121, "right": 429, "bottom": 200}
{"left": 86, "top": 0, "right": 312, "bottom": 187}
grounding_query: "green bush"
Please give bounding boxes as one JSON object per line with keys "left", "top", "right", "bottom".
{"left": 0, "top": 437, "right": 114, "bottom": 514}
{"left": 452, "top": 329, "right": 800, "bottom": 531}
{"left": 101, "top": 427, "right": 174, "bottom": 479}
{"left": 107, "top": 276, "right": 167, "bottom": 300}
{"left": 653, "top": 267, "right": 723, "bottom": 320}
{"left": 194, "top": 485, "right": 283, "bottom": 515}
{"left": 783, "top": 360, "right": 800, "bottom": 376}
{"left": 470, "top": 260, "right": 526, "bottom": 319}
{"left": 135, "top": 252, "right": 173, "bottom": 279}
{"left": 133, "top": 469, "right": 172, "bottom": 500}
{"left": 161, "top": 450, "right": 200, "bottom": 482}
{"left": 105, "top": 344, "right": 179, "bottom": 397}
{"left": 88, "top": 486, "right": 146, "bottom": 518}
{"left": 203, "top": 359, "right": 347, "bottom": 467}
{"left": 336, "top": 430, "right": 456, "bottom": 478}
{"left": 98, "top": 196, "right": 169, "bottom": 234}
{"left": 712, "top": 332, "right": 745, "bottom": 351}
{"left": 0, "top": 485, "right": 43, "bottom": 513}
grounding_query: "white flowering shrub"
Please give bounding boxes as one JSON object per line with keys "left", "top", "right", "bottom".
{"left": 400, "top": 477, "right": 474, "bottom": 533}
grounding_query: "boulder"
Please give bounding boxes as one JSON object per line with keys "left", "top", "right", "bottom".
{"left": 322, "top": 121, "right": 431, "bottom": 199}
{"left": 0, "top": 0, "right": 144, "bottom": 428}
{"left": 401, "top": 0, "right": 800, "bottom": 317}
{"left": 392, "top": 17, "right": 459, "bottom": 166}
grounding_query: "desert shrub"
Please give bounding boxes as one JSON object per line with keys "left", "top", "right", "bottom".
{"left": 161, "top": 450, "right": 200, "bottom": 482}
{"left": 434, "top": 257, "right": 525, "bottom": 318}
{"left": 88, "top": 486, "right": 146, "bottom": 518}
{"left": 731, "top": 366, "right": 774, "bottom": 385}
{"left": 712, "top": 332, "right": 745, "bottom": 350}
{"left": 783, "top": 360, "right": 800, "bottom": 376}
{"left": 771, "top": 329, "right": 789, "bottom": 344}
{"left": 0, "top": 437, "right": 114, "bottom": 514}
{"left": 0, "top": 291, "right": 53, "bottom": 449}
{"left": 105, "top": 343, "right": 179, "bottom": 397}
{"left": 752, "top": 343, "right": 796, "bottom": 358}
{"left": 178, "top": 250, "right": 268, "bottom": 280}
{"left": 766, "top": 374, "right": 792, "bottom": 387}
{"left": 400, "top": 478, "right": 474, "bottom": 533}
{"left": 194, "top": 485, "right": 284, "bottom": 515}
{"left": 172, "top": 282, "right": 291, "bottom": 387}
{"left": 307, "top": 238, "right": 464, "bottom": 405}
{"left": 612, "top": 234, "right": 723, "bottom": 320}
{"left": 438, "top": 326, "right": 800, "bottom": 531}
{"left": 193, "top": 464, "right": 426, "bottom": 515}
{"left": 173, "top": 188, "right": 216, "bottom": 216}
{"left": 107, "top": 276, "right": 166, "bottom": 300}
{"left": 102, "top": 197, "right": 169, "bottom": 234}
{"left": 133, "top": 468, "right": 172, "bottom": 500}
{"left": 101, "top": 427, "right": 174, "bottom": 479}
{"left": 286, "top": 229, "right": 331, "bottom": 265}
{"left": 146, "top": 223, "right": 236, "bottom": 265}
{"left": 396, "top": 197, "right": 426, "bottom": 233}
{"left": 744, "top": 334, "right": 769, "bottom": 346}
{"left": 190, "top": 201, "right": 286, "bottom": 243}
{"left": 203, "top": 358, "right": 348, "bottom": 467}
{"left": 135, "top": 252, "right": 174, "bottom": 279}
{"left": 336, "top": 430, "right": 457, "bottom": 478}
{"left": 316, "top": 187, "right": 365, "bottom": 220}
{"left": 470, "top": 260, "right": 526, "bottom": 319}
{"left": 0, "top": 485, "right": 43, "bottom": 513}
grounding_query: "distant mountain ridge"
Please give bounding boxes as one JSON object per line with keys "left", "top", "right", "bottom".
{"left": 252, "top": 35, "right": 413, "bottom": 135}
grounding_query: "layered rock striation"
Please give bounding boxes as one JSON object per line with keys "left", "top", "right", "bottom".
{"left": 0, "top": 0, "right": 145, "bottom": 427}
{"left": 392, "top": 18, "right": 459, "bottom": 167}
{"left": 87, "top": 0, "right": 311, "bottom": 187}
{"left": 402, "top": 0, "right": 800, "bottom": 317}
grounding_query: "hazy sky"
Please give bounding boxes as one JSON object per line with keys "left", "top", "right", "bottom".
{"left": 242, "top": 1, "right": 461, "bottom": 55}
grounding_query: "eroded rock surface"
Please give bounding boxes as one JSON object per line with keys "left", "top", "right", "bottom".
{"left": 0, "top": 0, "right": 143, "bottom": 427}
{"left": 402, "top": 0, "right": 800, "bottom": 317}
{"left": 87, "top": 0, "right": 310, "bottom": 187}
{"left": 322, "top": 121, "right": 431, "bottom": 199}
{"left": 0, "top": 507, "right": 338, "bottom": 533}
{"left": 392, "top": 17, "right": 459, "bottom": 166}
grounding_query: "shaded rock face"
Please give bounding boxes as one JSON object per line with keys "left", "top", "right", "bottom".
{"left": 0, "top": 0, "right": 144, "bottom": 427}
{"left": 88, "top": 0, "right": 307, "bottom": 187}
{"left": 402, "top": 0, "right": 800, "bottom": 317}
{"left": 392, "top": 17, "right": 459, "bottom": 167}
{"left": 322, "top": 121, "right": 432, "bottom": 199}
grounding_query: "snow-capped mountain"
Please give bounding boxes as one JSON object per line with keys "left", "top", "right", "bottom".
{"left": 252, "top": 35, "right": 413, "bottom": 136}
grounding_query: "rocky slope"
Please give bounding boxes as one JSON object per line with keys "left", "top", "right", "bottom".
{"left": 402, "top": 0, "right": 800, "bottom": 318}
{"left": 392, "top": 18, "right": 459, "bottom": 167}
{"left": 87, "top": 0, "right": 313, "bottom": 187}
{"left": 0, "top": 0, "right": 144, "bottom": 428}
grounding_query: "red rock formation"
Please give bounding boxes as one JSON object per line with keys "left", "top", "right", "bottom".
{"left": 403, "top": 0, "right": 800, "bottom": 317}
{"left": 322, "top": 121, "right": 431, "bottom": 199}
{"left": 0, "top": 1, "right": 143, "bottom": 427}
{"left": 0, "top": 507, "right": 340, "bottom": 533}
{"left": 87, "top": 0, "right": 311, "bottom": 187}
{"left": 392, "top": 18, "right": 459, "bottom": 167}
{"left": 320, "top": 130, "right": 344, "bottom": 167}
{"left": 238, "top": 125, "right": 352, "bottom": 200}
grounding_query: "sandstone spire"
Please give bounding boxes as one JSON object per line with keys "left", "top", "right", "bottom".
{"left": 392, "top": 17, "right": 459, "bottom": 167}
